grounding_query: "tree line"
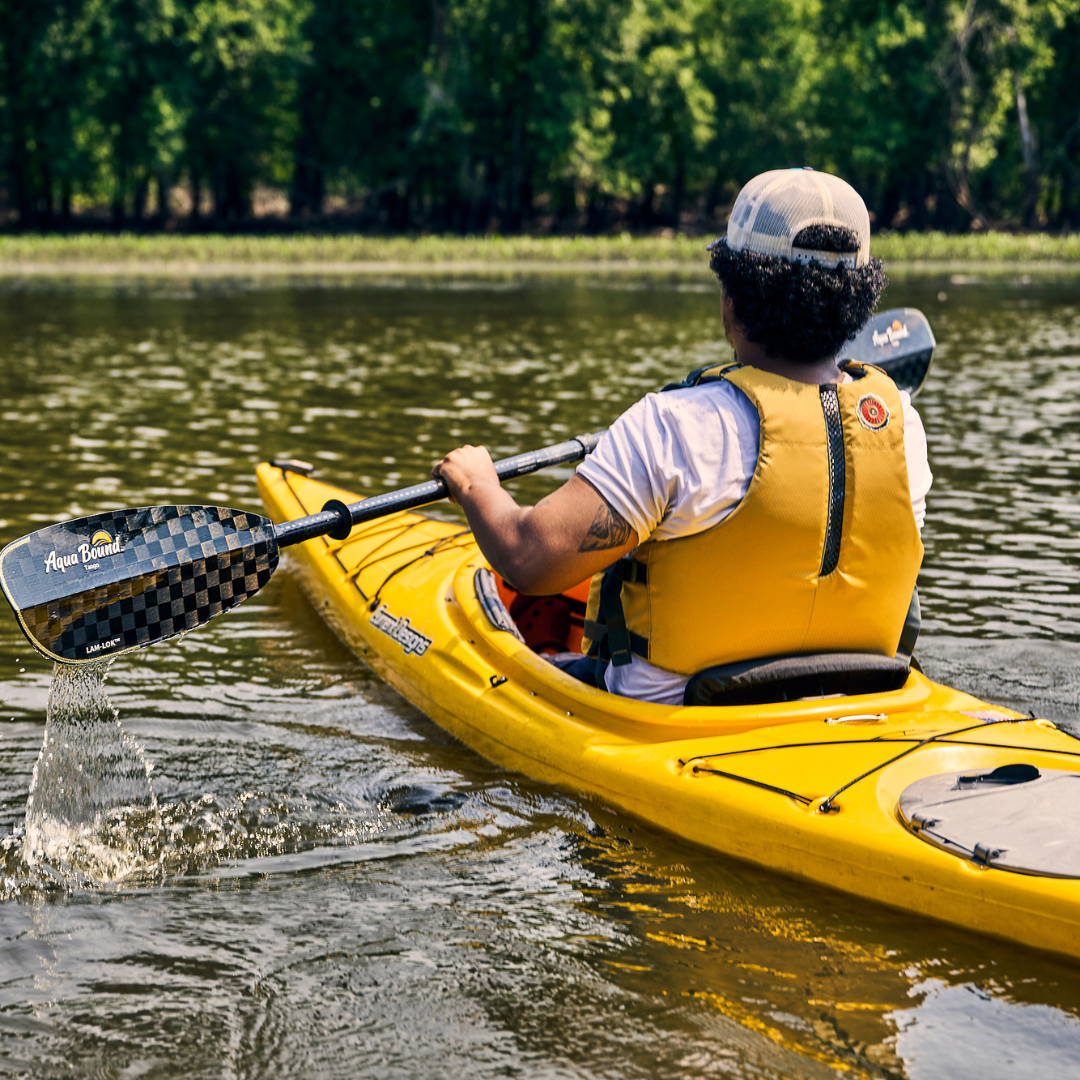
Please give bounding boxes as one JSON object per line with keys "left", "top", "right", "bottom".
{"left": 2, "top": 0, "right": 1079, "bottom": 233}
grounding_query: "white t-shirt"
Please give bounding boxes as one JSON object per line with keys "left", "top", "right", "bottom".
{"left": 576, "top": 376, "right": 933, "bottom": 705}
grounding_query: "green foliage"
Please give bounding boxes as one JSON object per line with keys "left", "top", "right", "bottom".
{"left": 3, "top": 230, "right": 1079, "bottom": 264}
{"left": 1, "top": 0, "right": 1079, "bottom": 230}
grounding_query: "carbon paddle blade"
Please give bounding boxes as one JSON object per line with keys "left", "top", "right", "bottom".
{"left": 845, "top": 307, "right": 936, "bottom": 396}
{"left": 0, "top": 506, "right": 278, "bottom": 665}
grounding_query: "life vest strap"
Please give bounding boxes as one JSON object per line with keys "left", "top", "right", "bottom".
{"left": 895, "top": 586, "right": 921, "bottom": 661}
{"left": 582, "top": 619, "right": 649, "bottom": 658}
{"left": 585, "top": 563, "right": 650, "bottom": 669}
{"left": 819, "top": 384, "right": 845, "bottom": 576}
{"left": 601, "top": 568, "right": 634, "bottom": 666}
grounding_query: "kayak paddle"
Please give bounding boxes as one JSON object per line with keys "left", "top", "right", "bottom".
{"left": 842, "top": 306, "right": 934, "bottom": 396}
{"left": 0, "top": 434, "right": 603, "bottom": 666}
{"left": 0, "top": 306, "right": 934, "bottom": 667}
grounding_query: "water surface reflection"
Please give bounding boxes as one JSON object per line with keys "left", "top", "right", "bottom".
{"left": 0, "top": 271, "right": 1078, "bottom": 1077}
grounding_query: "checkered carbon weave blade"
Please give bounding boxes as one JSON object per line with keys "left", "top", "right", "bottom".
{"left": 0, "top": 505, "right": 278, "bottom": 664}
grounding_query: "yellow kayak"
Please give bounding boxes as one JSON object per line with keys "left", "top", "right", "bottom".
{"left": 257, "top": 461, "right": 1080, "bottom": 960}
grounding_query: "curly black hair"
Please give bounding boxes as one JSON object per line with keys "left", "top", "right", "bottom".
{"left": 708, "top": 225, "right": 886, "bottom": 364}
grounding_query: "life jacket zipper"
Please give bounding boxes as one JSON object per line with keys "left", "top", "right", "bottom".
{"left": 819, "top": 384, "right": 845, "bottom": 576}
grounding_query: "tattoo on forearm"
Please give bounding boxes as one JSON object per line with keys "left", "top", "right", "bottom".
{"left": 579, "top": 501, "right": 632, "bottom": 552}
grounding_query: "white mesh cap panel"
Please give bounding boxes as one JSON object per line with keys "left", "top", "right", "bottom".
{"left": 725, "top": 169, "right": 871, "bottom": 268}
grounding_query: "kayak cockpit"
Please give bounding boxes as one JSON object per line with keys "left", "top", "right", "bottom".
{"left": 476, "top": 566, "right": 592, "bottom": 655}
{"left": 475, "top": 567, "right": 913, "bottom": 706}
{"left": 461, "top": 562, "right": 978, "bottom": 731}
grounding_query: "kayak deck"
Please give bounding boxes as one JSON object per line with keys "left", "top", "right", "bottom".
{"left": 257, "top": 462, "right": 1080, "bottom": 960}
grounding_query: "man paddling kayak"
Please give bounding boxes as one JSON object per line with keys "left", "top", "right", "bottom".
{"left": 432, "top": 168, "right": 932, "bottom": 705}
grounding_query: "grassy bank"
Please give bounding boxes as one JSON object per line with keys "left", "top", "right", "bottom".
{"left": 1, "top": 230, "right": 1078, "bottom": 268}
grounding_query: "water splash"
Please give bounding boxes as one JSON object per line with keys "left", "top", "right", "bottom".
{"left": 0, "top": 661, "right": 395, "bottom": 893}
{"left": 21, "top": 661, "right": 160, "bottom": 886}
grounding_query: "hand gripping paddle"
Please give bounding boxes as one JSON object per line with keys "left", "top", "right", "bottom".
{"left": 0, "top": 307, "right": 934, "bottom": 666}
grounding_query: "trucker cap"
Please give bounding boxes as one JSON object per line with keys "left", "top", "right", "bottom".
{"left": 722, "top": 168, "right": 871, "bottom": 269}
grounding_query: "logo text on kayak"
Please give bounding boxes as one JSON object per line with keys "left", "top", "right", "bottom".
{"left": 370, "top": 604, "right": 432, "bottom": 656}
{"left": 43, "top": 530, "right": 123, "bottom": 574}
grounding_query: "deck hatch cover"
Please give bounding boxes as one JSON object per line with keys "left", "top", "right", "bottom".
{"left": 898, "top": 766, "right": 1080, "bottom": 878}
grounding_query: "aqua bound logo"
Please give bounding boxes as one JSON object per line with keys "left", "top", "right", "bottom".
{"left": 43, "top": 529, "right": 124, "bottom": 574}
{"left": 370, "top": 604, "right": 433, "bottom": 656}
{"left": 871, "top": 319, "right": 910, "bottom": 348}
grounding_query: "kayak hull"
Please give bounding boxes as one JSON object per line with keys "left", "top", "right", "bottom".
{"left": 258, "top": 463, "right": 1080, "bottom": 960}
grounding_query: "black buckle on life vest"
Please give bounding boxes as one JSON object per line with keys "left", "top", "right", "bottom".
{"left": 585, "top": 619, "right": 649, "bottom": 663}
{"left": 612, "top": 559, "right": 647, "bottom": 585}
{"left": 660, "top": 362, "right": 743, "bottom": 393}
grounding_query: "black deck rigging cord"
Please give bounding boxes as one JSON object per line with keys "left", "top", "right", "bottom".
{"left": 683, "top": 717, "right": 1034, "bottom": 813}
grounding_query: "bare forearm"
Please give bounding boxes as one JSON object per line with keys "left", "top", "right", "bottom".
{"left": 431, "top": 446, "right": 638, "bottom": 595}
{"left": 455, "top": 481, "right": 561, "bottom": 593}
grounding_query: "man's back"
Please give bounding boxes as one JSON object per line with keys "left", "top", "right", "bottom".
{"left": 430, "top": 168, "right": 930, "bottom": 705}
{"left": 580, "top": 363, "right": 931, "bottom": 703}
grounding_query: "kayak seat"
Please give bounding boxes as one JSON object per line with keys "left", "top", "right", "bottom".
{"left": 477, "top": 569, "right": 589, "bottom": 653}
{"left": 510, "top": 594, "right": 573, "bottom": 654}
{"left": 507, "top": 586, "right": 588, "bottom": 654}
{"left": 683, "top": 653, "right": 911, "bottom": 707}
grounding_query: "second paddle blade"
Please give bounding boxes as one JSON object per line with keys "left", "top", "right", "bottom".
{"left": 845, "top": 307, "right": 936, "bottom": 396}
{"left": 0, "top": 505, "right": 278, "bottom": 665}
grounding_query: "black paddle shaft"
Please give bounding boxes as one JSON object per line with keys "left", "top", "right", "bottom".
{"left": 274, "top": 431, "right": 604, "bottom": 548}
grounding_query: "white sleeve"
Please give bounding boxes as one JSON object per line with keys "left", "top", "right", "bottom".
{"left": 901, "top": 390, "right": 932, "bottom": 532}
{"left": 576, "top": 395, "right": 676, "bottom": 544}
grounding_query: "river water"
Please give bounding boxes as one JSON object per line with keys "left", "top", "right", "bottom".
{"left": 0, "top": 269, "right": 1078, "bottom": 1078}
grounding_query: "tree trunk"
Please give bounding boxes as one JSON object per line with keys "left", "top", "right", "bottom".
{"left": 586, "top": 190, "right": 607, "bottom": 234}
{"left": 290, "top": 82, "right": 324, "bottom": 216}
{"left": 41, "top": 158, "right": 54, "bottom": 227}
{"left": 155, "top": 172, "right": 170, "bottom": 225}
{"left": 190, "top": 168, "right": 201, "bottom": 224}
{"left": 223, "top": 160, "right": 247, "bottom": 221}
{"left": 111, "top": 166, "right": 125, "bottom": 228}
{"left": 672, "top": 148, "right": 686, "bottom": 229}
{"left": 9, "top": 115, "right": 36, "bottom": 229}
{"left": 705, "top": 169, "right": 724, "bottom": 219}
{"left": 212, "top": 157, "right": 223, "bottom": 221}
{"left": 639, "top": 183, "right": 656, "bottom": 229}
{"left": 878, "top": 184, "right": 902, "bottom": 231}
{"left": 1013, "top": 70, "right": 1039, "bottom": 226}
{"left": 133, "top": 175, "right": 148, "bottom": 224}
{"left": 509, "top": 117, "right": 526, "bottom": 232}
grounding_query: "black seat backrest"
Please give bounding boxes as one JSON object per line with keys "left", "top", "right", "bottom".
{"left": 683, "top": 652, "right": 911, "bottom": 707}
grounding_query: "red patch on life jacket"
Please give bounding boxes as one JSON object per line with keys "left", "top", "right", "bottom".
{"left": 856, "top": 393, "right": 890, "bottom": 431}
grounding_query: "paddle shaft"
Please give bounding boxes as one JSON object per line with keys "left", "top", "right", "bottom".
{"left": 274, "top": 431, "right": 605, "bottom": 548}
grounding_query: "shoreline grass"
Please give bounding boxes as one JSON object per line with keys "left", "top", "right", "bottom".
{"left": 0, "top": 230, "right": 1078, "bottom": 270}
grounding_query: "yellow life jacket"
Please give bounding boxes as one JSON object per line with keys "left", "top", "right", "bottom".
{"left": 582, "top": 361, "right": 923, "bottom": 676}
